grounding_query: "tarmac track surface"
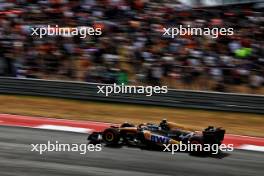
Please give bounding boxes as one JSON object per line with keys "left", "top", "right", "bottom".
{"left": 0, "top": 126, "right": 263, "bottom": 176}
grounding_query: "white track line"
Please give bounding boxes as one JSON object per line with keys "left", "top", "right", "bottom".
{"left": 238, "top": 145, "right": 264, "bottom": 152}
{"left": 35, "top": 125, "right": 92, "bottom": 133}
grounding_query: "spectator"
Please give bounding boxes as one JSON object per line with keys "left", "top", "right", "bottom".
{"left": 0, "top": 0, "right": 263, "bottom": 94}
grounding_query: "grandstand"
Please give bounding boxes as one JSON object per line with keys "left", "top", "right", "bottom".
{"left": 0, "top": 0, "right": 263, "bottom": 94}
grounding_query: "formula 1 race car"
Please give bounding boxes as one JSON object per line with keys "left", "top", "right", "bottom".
{"left": 87, "top": 119, "right": 225, "bottom": 153}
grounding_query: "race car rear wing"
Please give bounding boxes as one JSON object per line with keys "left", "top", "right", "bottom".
{"left": 202, "top": 126, "right": 225, "bottom": 144}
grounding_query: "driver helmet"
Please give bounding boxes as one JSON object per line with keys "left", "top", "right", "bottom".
{"left": 160, "top": 119, "right": 169, "bottom": 130}
{"left": 161, "top": 119, "right": 167, "bottom": 123}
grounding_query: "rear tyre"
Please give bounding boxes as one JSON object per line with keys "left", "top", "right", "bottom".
{"left": 102, "top": 128, "right": 120, "bottom": 145}
{"left": 189, "top": 136, "right": 204, "bottom": 155}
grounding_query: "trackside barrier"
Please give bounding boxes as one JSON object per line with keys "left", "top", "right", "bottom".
{"left": 0, "top": 77, "right": 263, "bottom": 114}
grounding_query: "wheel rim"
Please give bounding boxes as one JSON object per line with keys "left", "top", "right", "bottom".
{"left": 105, "top": 132, "right": 114, "bottom": 141}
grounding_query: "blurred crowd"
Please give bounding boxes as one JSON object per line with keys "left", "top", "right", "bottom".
{"left": 0, "top": 0, "right": 263, "bottom": 94}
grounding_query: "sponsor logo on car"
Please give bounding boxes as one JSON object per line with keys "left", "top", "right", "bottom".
{"left": 151, "top": 134, "right": 170, "bottom": 144}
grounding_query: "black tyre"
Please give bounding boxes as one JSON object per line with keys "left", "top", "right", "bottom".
{"left": 120, "top": 123, "right": 135, "bottom": 128}
{"left": 102, "top": 128, "right": 120, "bottom": 145}
{"left": 189, "top": 136, "right": 204, "bottom": 154}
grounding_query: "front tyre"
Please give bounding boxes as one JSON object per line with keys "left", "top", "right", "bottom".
{"left": 102, "top": 128, "right": 120, "bottom": 145}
